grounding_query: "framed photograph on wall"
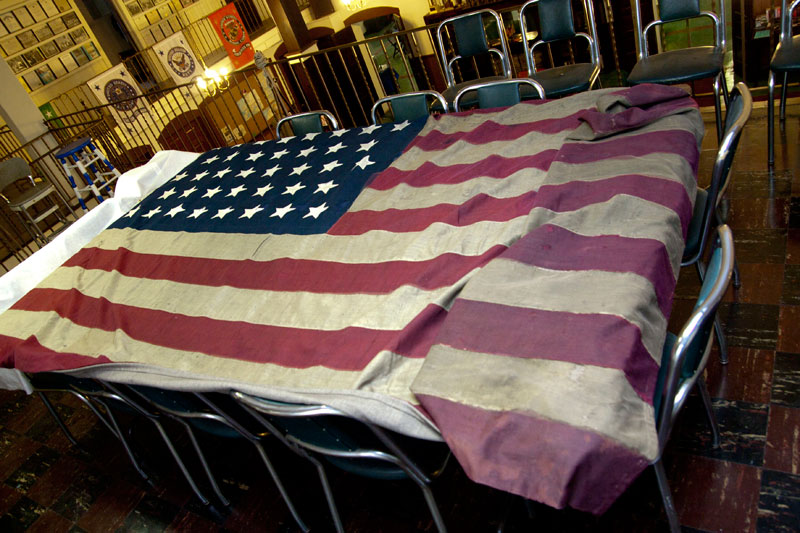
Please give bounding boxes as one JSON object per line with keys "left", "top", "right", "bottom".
{"left": 54, "top": 0, "right": 71, "bottom": 13}
{"left": 82, "top": 41, "right": 99, "bottom": 59}
{"left": 7, "top": 55, "right": 27, "bottom": 74}
{"left": 71, "top": 47, "right": 88, "bottom": 66}
{"left": 22, "top": 71, "right": 43, "bottom": 90}
{"left": 12, "top": 8, "right": 35, "bottom": 28}
{"left": 62, "top": 12, "right": 80, "bottom": 28}
{"left": 39, "top": 40, "right": 59, "bottom": 58}
{"left": 48, "top": 18, "right": 66, "bottom": 34}
{"left": 60, "top": 51, "right": 78, "bottom": 70}
{"left": 68, "top": 27, "right": 87, "bottom": 43}
{"left": 127, "top": 2, "right": 142, "bottom": 16}
{"left": 35, "top": 64, "right": 55, "bottom": 85}
{"left": 22, "top": 48, "right": 44, "bottom": 67}
{"left": 40, "top": 0, "right": 60, "bottom": 18}
{"left": 33, "top": 24, "right": 54, "bottom": 41}
{"left": 1, "top": 36, "right": 23, "bottom": 56}
{"left": 0, "top": 13, "right": 22, "bottom": 33}
{"left": 27, "top": 3, "right": 46, "bottom": 21}
{"left": 55, "top": 34, "right": 72, "bottom": 50}
{"left": 16, "top": 30, "right": 38, "bottom": 48}
{"left": 51, "top": 58, "right": 67, "bottom": 77}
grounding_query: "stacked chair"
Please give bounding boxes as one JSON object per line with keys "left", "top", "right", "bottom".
{"left": 768, "top": 0, "right": 800, "bottom": 166}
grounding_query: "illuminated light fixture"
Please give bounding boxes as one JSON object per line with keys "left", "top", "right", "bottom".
{"left": 341, "top": 0, "right": 367, "bottom": 11}
{"left": 195, "top": 67, "right": 230, "bottom": 96}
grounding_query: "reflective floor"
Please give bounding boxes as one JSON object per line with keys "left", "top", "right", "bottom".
{"left": 0, "top": 100, "right": 798, "bottom": 533}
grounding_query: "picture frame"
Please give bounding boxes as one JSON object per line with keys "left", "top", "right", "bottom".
{"left": 40, "top": 0, "right": 60, "bottom": 18}
{"left": 12, "top": 7, "right": 35, "bottom": 28}
{"left": 55, "top": 33, "right": 72, "bottom": 50}
{"left": 33, "top": 24, "right": 54, "bottom": 41}
{"left": 158, "top": 5, "right": 173, "bottom": 18}
{"left": 82, "top": 41, "right": 99, "bottom": 60}
{"left": 17, "top": 30, "right": 38, "bottom": 48}
{"left": 60, "top": 51, "right": 78, "bottom": 70}
{"left": 39, "top": 40, "right": 59, "bottom": 58}
{"left": 27, "top": 3, "right": 46, "bottom": 21}
{"left": 35, "top": 64, "right": 55, "bottom": 85}
{"left": 22, "top": 71, "right": 43, "bottom": 90}
{"left": 179, "top": 0, "right": 196, "bottom": 7}
{"left": 140, "top": 0, "right": 155, "bottom": 10}
{"left": 68, "top": 27, "right": 87, "bottom": 43}
{"left": 7, "top": 55, "right": 27, "bottom": 74}
{"left": 48, "top": 18, "right": 66, "bottom": 34}
{"left": 62, "top": 12, "right": 80, "bottom": 28}
{"left": 71, "top": 47, "right": 88, "bottom": 66}
{"left": 127, "top": 2, "right": 142, "bottom": 16}
{"left": 54, "top": 0, "right": 71, "bottom": 13}
{"left": 22, "top": 48, "right": 44, "bottom": 67}
{"left": 1, "top": 36, "right": 23, "bottom": 56}
{"left": 51, "top": 58, "right": 67, "bottom": 77}
{"left": 1, "top": 13, "right": 22, "bottom": 33}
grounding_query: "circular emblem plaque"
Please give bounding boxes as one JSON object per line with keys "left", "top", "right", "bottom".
{"left": 167, "top": 46, "right": 195, "bottom": 78}
{"left": 104, "top": 79, "right": 138, "bottom": 112}
{"left": 219, "top": 14, "right": 245, "bottom": 45}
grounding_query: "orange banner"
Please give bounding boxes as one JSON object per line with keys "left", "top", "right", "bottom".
{"left": 208, "top": 3, "right": 254, "bottom": 70}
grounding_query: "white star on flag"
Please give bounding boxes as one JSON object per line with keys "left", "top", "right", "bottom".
{"left": 320, "top": 160, "right": 342, "bottom": 173}
{"left": 254, "top": 184, "right": 274, "bottom": 197}
{"left": 303, "top": 132, "right": 321, "bottom": 141}
{"left": 331, "top": 129, "right": 346, "bottom": 137}
{"left": 215, "top": 168, "right": 232, "bottom": 179}
{"left": 211, "top": 207, "right": 234, "bottom": 220}
{"left": 142, "top": 206, "right": 162, "bottom": 218}
{"left": 240, "top": 205, "right": 265, "bottom": 219}
{"left": 277, "top": 137, "right": 292, "bottom": 144}
{"left": 227, "top": 184, "right": 247, "bottom": 197}
{"left": 283, "top": 182, "right": 305, "bottom": 195}
{"left": 188, "top": 207, "right": 208, "bottom": 219}
{"left": 360, "top": 124, "right": 380, "bottom": 135}
{"left": 271, "top": 204, "right": 295, "bottom": 218}
{"left": 327, "top": 142, "right": 346, "bottom": 154}
{"left": 124, "top": 205, "right": 140, "bottom": 218}
{"left": 271, "top": 149, "right": 289, "bottom": 159}
{"left": 203, "top": 186, "right": 222, "bottom": 199}
{"left": 159, "top": 188, "right": 177, "bottom": 200}
{"left": 165, "top": 204, "right": 185, "bottom": 217}
{"left": 225, "top": 153, "right": 238, "bottom": 162}
{"left": 247, "top": 151, "right": 265, "bottom": 162}
{"left": 238, "top": 168, "right": 256, "bottom": 178}
{"left": 298, "top": 146, "right": 317, "bottom": 157}
{"left": 191, "top": 170, "right": 209, "bottom": 181}
{"left": 290, "top": 163, "right": 311, "bottom": 176}
{"left": 202, "top": 155, "right": 220, "bottom": 164}
{"left": 392, "top": 120, "right": 411, "bottom": 131}
{"left": 315, "top": 180, "right": 338, "bottom": 194}
{"left": 174, "top": 172, "right": 188, "bottom": 180}
{"left": 264, "top": 165, "right": 281, "bottom": 177}
{"left": 358, "top": 139, "right": 378, "bottom": 152}
{"left": 304, "top": 203, "right": 329, "bottom": 219}
{"left": 354, "top": 155, "right": 374, "bottom": 170}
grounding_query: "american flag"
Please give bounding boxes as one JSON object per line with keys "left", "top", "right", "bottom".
{"left": 0, "top": 86, "right": 702, "bottom": 516}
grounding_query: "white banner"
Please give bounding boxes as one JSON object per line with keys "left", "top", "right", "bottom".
{"left": 88, "top": 64, "right": 154, "bottom": 135}
{"left": 152, "top": 31, "right": 201, "bottom": 88}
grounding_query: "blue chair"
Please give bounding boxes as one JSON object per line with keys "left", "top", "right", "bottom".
{"left": 453, "top": 78, "right": 545, "bottom": 111}
{"left": 768, "top": 0, "right": 800, "bottom": 166}
{"left": 276, "top": 110, "right": 339, "bottom": 139}
{"left": 232, "top": 391, "right": 451, "bottom": 533}
{"left": 519, "top": 0, "right": 601, "bottom": 98}
{"left": 628, "top": 0, "right": 728, "bottom": 142}
{"left": 653, "top": 224, "right": 734, "bottom": 533}
{"left": 370, "top": 90, "right": 448, "bottom": 125}
{"left": 682, "top": 82, "right": 752, "bottom": 365}
{"left": 435, "top": 9, "right": 513, "bottom": 110}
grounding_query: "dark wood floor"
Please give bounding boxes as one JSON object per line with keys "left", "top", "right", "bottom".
{"left": 0, "top": 101, "right": 798, "bottom": 533}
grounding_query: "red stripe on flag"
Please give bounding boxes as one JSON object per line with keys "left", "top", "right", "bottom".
{"left": 435, "top": 298, "right": 658, "bottom": 403}
{"left": 554, "top": 130, "right": 700, "bottom": 167}
{"left": 64, "top": 245, "right": 509, "bottom": 293}
{"left": 0, "top": 333, "right": 112, "bottom": 372}
{"left": 330, "top": 192, "right": 537, "bottom": 235}
{"left": 368, "top": 153, "right": 556, "bottom": 191}
{"left": 13, "top": 289, "right": 448, "bottom": 369}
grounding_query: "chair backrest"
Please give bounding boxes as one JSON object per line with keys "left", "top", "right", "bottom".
{"left": 435, "top": 9, "right": 512, "bottom": 88}
{"left": 632, "top": 0, "right": 725, "bottom": 59}
{"left": 276, "top": 110, "right": 339, "bottom": 139}
{"left": 780, "top": 0, "right": 800, "bottom": 43}
{"left": 370, "top": 91, "right": 448, "bottom": 125}
{"left": 0, "top": 157, "right": 33, "bottom": 191}
{"left": 453, "top": 78, "right": 545, "bottom": 111}
{"left": 519, "top": 0, "right": 600, "bottom": 75}
{"left": 686, "top": 82, "right": 752, "bottom": 267}
{"left": 655, "top": 224, "right": 734, "bottom": 451}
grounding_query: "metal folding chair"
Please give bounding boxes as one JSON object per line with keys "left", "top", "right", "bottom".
{"left": 370, "top": 90, "right": 448, "bottom": 125}
{"left": 453, "top": 78, "right": 545, "bottom": 111}
{"left": 276, "top": 110, "right": 339, "bottom": 139}
{"left": 768, "top": 0, "right": 800, "bottom": 166}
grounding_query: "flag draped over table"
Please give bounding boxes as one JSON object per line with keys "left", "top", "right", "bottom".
{"left": 0, "top": 85, "right": 704, "bottom": 515}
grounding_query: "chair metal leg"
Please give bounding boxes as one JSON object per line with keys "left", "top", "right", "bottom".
{"left": 696, "top": 261, "right": 728, "bottom": 364}
{"left": 97, "top": 400, "right": 150, "bottom": 482}
{"left": 732, "top": 258, "right": 742, "bottom": 289}
{"left": 178, "top": 420, "right": 230, "bottom": 506}
{"left": 768, "top": 70, "right": 775, "bottom": 166}
{"left": 720, "top": 71, "right": 729, "bottom": 106}
{"left": 418, "top": 481, "right": 448, "bottom": 533}
{"left": 150, "top": 418, "right": 211, "bottom": 506}
{"left": 780, "top": 72, "right": 788, "bottom": 122}
{"left": 653, "top": 459, "right": 681, "bottom": 533}
{"left": 713, "top": 74, "right": 723, "bottom": 143}
{"left": 696, "top": 377, "right": 720, "bottom": 449}
{"left": 309, "top": 456, "right": 345, "bottom": 533}
{"left": 37, "top": 392, "right": 80, "bottom": 448}
{"left": 252, "top": 441, "right": 310, "bottom": 532}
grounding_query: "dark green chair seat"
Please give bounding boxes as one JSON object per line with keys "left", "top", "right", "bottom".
{"left": 768, "top": 1, "right": 800, "bottom": 165}
{"left": 771, "top": 35, "right": 800, "bottom": 72}
{"left": 627, "top": 46, "right": 724, "bottom": 85}
{"left": 441, "top": 75, "right": 509, "bottom": 110}
{"left": 530, "top": 63, "right": 597, "bottom": 98}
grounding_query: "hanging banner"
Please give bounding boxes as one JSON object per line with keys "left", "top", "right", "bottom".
{"left": 87, "top": 64, "right": 153, "bottom": 135}
{"left": 208, "top": 3, "right": 254, "bottom": 70}
{"left": 153, "top": 30, "right": 201, "bottom": 87}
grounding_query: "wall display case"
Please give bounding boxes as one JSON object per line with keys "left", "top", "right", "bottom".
{"left": 0, "top": 0, "right": 108, "bottom": 95}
